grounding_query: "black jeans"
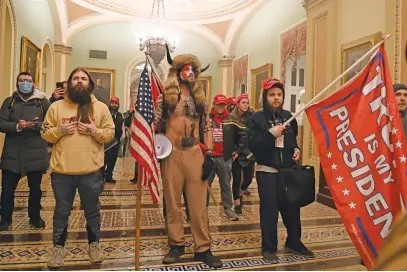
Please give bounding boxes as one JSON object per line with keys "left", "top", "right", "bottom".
{"left": 0, "top": 170, "right": 44, "bottom": 223}
{"left": 232, "top": 160, "right": 255, "bottom": 201}
{"left": 256, "top": 171, "right": 303, "bottom": 254}
{"left": 51, "top": 171, "right": 104, "bottom": 246}
{"left": 103, "top": 143, "right": 120, "bottom": 180}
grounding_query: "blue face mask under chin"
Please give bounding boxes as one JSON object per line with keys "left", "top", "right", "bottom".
{"left": 18, "top": 82, "right": 33, "bottom": 94}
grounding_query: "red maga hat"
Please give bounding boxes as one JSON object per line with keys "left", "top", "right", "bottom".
{"left": 262, "top": 77, "right": 283, "bottom": 91}
{"left": 110, "top": 96, "right": 120, "bottom": 103}
{"left": 213, "top": 94, "right": 228, "bottom": 104}
{"left": 237, "top": 93, "right": 249, "bottom": 103}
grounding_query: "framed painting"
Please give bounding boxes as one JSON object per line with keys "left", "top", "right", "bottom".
{"left": 20, "top": 36, "right": 42, "bottom": 84}
{"left": 233, "top": 54, "right": 249, "bottom": 97}
{"left": 251, "top": 63, "right": 273, "bottom": 111}
{"left": 341, "top": 31, "right": 382, "bottom": 84}
{"left": 83, "top": 67, "right": 116, "bottom": 106}
{"left": 199, "top": 76, "right": 212, "bottom": 102}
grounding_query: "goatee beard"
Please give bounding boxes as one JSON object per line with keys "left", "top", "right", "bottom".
{"left": 110, "top": 107, "right": 118, "bottom": 113}
{"left": 180, "top": 79, "right": 195, "bottom": 91}
{"left": 68, "top": 86, "right": 91, "bottom": 105}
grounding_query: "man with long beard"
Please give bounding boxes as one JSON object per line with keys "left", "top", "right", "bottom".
{"left": 41, "top": 68, "right": 115, "bottom": 268}
{"left": 154, "top": 45, "right": 221, "bottom": 268}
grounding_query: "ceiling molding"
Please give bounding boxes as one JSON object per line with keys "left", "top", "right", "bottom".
{"left": 66, "top": 0, "right": 100, "bottom": 25}
{"left": 201, "top": 20, "right": 233, "bottom": 42}
{"left": 64, "top": 14, "right": 225, "bottom": 54}
{"left": 224, "top": 0, "right": 265, "bottom": 55}
{"left": 81, "top": 0, "right": 260, "bottom": 20}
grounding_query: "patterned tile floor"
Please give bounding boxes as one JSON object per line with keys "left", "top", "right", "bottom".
{"left": 0, "top": 159, "right": 366, "bottom": 270}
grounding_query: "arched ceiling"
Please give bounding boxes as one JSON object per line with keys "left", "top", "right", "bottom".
{"left": 49, "top": 0, "right": 269, "bottom": 54}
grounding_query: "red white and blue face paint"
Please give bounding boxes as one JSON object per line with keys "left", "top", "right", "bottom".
{"left": 180, "top": 64, "right": 195, "bottom": 81}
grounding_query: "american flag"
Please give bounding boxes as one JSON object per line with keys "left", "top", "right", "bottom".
{"left": 130, "top": 67, "right": 160, "bottom": 204}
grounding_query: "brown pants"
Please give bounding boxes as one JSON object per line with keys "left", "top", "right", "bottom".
{"left": 161, "top": 145, "right": 211, "bottom": 253}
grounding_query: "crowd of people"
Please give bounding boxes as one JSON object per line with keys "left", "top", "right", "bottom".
{"left": 0, "top": 44, "right": 406, "bottom": 270}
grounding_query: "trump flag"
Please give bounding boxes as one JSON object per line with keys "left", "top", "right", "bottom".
{"left": 305, "top": 45, "right": 407, "bottom": 269}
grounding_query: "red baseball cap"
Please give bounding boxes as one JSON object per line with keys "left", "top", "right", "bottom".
{"left": 213, "top": 94, "right": 228, "bottom": 105}
{"left": 262, "top": 77, "right": 284, "bottom": 91}
{"left": 227, "top": 97, "right": 237, "bottom": 105}
{"left": 237, "top": 93, "right": 249, "bottom": 103}
{"left": 110, "top": 96, "right": 120, "bottom": 103}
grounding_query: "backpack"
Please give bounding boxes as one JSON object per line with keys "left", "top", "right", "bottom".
{"left": 8, "top": 96, "right": 46, "bottom": 118}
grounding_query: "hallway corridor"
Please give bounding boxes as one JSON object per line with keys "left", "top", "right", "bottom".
{"left": 0, "top": 159, "right": 366, "bottom": 270}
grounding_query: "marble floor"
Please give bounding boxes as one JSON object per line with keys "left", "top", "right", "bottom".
{"left": 0, "top": 159, "right": 366, "bottom": 271}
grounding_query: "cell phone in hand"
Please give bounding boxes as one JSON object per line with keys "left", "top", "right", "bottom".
{"left": 56, "top": 82, "right": 63, "bottom": 89}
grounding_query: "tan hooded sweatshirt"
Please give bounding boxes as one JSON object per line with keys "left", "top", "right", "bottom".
{"left": 41, "top": 95, "right": 115, "bottom": 175}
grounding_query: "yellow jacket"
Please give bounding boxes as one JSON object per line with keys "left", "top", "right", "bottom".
{"left": 40, "top": 95, "right": 115, "bottom": 175}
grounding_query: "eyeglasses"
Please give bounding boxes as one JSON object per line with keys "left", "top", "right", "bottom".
{"left": 18, "top": 79, "right": 33, "bottom": 83}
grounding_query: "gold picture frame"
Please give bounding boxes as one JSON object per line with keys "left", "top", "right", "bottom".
{"left": 82, "top": 67, "right": 116, "bottom": 106}
{"left": 341, "top": 31, "right": 382, "bottom": 84}
{"left": 20, "top": 36, "right": 42, "bottom": 84}
{"left": 199, "top": 76, "right": 212, "bottom": 102}
{"left": 251, "top": 63, "right": 273, "bottom": 111}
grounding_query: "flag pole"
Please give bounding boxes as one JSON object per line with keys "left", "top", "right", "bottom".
{"left": 283, "top": 34, "right": 390, "bottom": 126}
{"left": 135, "top": 164, "right": 142, "bottom": 270}
{"left": 145, "top": 53, "right": 164, "bottom": 87}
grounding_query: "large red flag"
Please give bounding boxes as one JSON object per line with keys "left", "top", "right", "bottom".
{"left": 305, "top": 45, "right": 407, "bottom": 269}
{"left": 150, "top": 71, "right": 162, "bottom": 106}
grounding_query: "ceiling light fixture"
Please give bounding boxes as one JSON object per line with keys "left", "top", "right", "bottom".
{"left": 136, "top": 0, "right": 178, "bottom": 66}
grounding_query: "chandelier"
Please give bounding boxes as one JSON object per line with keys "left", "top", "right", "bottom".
{"left": 137, "top": 0, "right": 178, "bottom": 66}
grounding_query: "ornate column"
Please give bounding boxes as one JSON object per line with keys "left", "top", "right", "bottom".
{"left": 218, "top": 56, "right": 234, "bottom": 97}
{"left": 54, "top": 43, "right": 72, "bottom": 81}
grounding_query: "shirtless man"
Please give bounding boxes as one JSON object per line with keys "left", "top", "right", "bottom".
{"left": 154, "top": 45, "right": 222, "bottom": 268}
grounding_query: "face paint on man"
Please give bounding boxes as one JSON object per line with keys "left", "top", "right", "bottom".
{"left": 180, "top": 64, "right": 196, "bottom": 84}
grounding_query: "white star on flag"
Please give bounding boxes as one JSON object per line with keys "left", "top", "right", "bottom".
{"left": 342, "top": 188, "right": 350, "bottom": 196}
{"left": 391, "top": 128, "right": 399, "bottom": 135}
{"left": 331, "top": 163, "right": 337, "bottom": 170}
{"left": 336, "top": 176, "right": 344, "bottom": 183}
{"left": 399, "top": 155, "right": 407, "bottom": 163}
{"left": 327, "top": 152, "right": 332, "bottom": 159}
{"left": 396, "top": 141, "right": 403, "bottom": 149}
{"left": 349, "top": 202, "right": 356, "bottom": 209}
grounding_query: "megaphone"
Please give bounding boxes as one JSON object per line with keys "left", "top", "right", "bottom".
{"left": 154, "top": 134, "right": 172, "bottom": 160}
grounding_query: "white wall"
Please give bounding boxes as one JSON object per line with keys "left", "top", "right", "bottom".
{"left": 234, "top": 0, "right": 306, "bottom": 77}
{"left": 13, "top": 0, "right": 54, "bottom": 85}
{"left": 69, "top": 22, "right": 221, "bottom": 111}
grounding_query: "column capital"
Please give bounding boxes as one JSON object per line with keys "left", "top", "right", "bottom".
{"left": 218, "top": 56, "right": 234, "bottom": 67}
{"left": 54, "top": 43, "right": 73, "bottom": 55}
{"left": 302, "top": 0, "right": 327, "bottom": 11}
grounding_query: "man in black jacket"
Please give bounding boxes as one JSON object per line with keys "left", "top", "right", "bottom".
{"left": 103, "top": 96, "right": 124, "bottom": 183}
{"left": 247, "top": 77, "right": 313, "bottom": 264}
{"left": 0, "top": 72, "right": 50, "bottom": 231}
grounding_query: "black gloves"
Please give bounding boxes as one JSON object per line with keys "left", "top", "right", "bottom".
{"left": 201, "top": 154, "right": 215, "bottom": 181}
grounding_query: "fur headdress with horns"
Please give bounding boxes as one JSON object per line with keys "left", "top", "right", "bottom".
{"left": 163, "top": 44, "right": 210, "bottom": 113}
